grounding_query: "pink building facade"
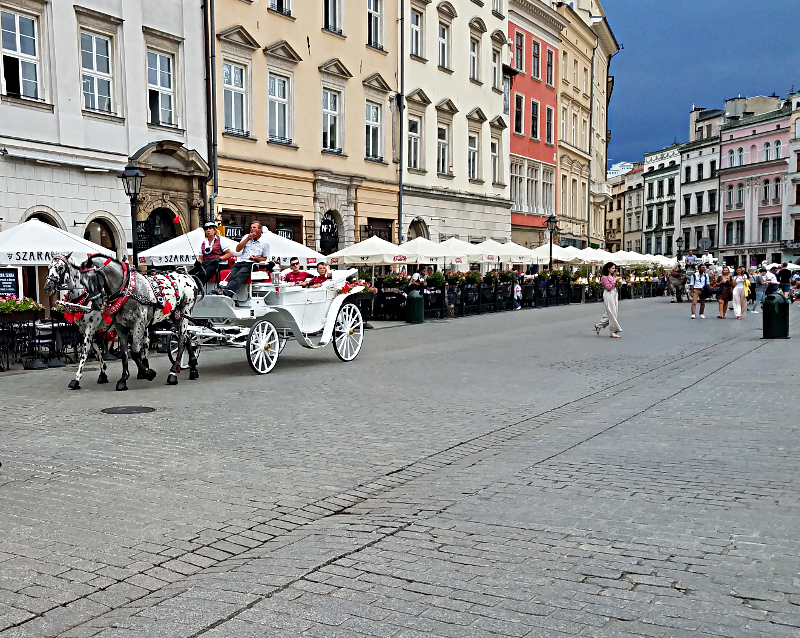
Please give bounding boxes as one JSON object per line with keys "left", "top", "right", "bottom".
{"left": 718, "top": 104, "right": 791, "bottom": 268}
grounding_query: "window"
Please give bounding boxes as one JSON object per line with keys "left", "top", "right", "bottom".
{"left": 514, "top": 32, "right": 523, "bottom": 72}
{"left": 530, "top": 100, "right": 538, "bottom": 139}
{"left": 560, "top": 106, "right": 566, "bottom": 141}
{"left": 365, "top": 101, "right": 381, "bottom": 160}
{"left": 223, "top": 62, "right": 247, "bottom": 134}
{"left": 774, "top": 178, "right": 781, "bottom": 202}
{"left": 531, "top": 41, "right": 540, "bottom": 79}
{"left": 684, "top": 166, "right": 691, "bottom": 183}
{"left": 270, "top": 0, "right": 292, "bottom": 15}
{"left": 583, "top": 67, "right": 588, "bottom": 93}
{"left": 80, "top": 33, "right": 112, "bottom": 113}
{"left": 571, "top": 113, "right": 577, "bottom": 146}
{"left": 1, "top": 9, "right": 40, "bottom": 99}
{"left": 666, "top": 236, "right": 672, "bottom": 255}
{"left": 490, "top": 138, "right": 499, "bottom": 184}
{"left": 572, "top": 59, "right": 577, "bottom": 85}
{"left": 761, "top": 218, "right": 769, "bottom": 243}
{"left": 656, "top": 206, "right": 663, "bottom": 226}
{"left": 727, "top": 149, "right": 735, "bottom": 168}
{"left": 493, "top": 0, "right": 503, "bottom": 14}
{"left": 147, "top": 50, "right": 175, "bottom": 125}
{"left": 510, "top": 160, "right": 524, "bottom": 210}
{"left": 323, "top": 0, "right": 341, "bottom": 32}
{"left": 764, "top": 142, "right": 771, "bottom": 162}
{"left": 438, "top": 23, "right": 449, "bottom": 68}
{"left": 513, "top": 94, "right": 523, "bottom": 135}
{"left": 657, "top": 180, "right": 664, "bottom": 198}
{"left": 735, "top": 220, "right": 745, "bottom": 244}
{"left": 708, "top": 191, "right": 716, "bottom": 212}
{"left": 436, "top": 125, "right": 449, "bottom": 174}
{"left": 725, "top": 222, "right": 733, "bottom": 245}
{"left": 571, "top": 179, "right": 577, "bottom": 216}
{"left": 322, "top": 88, "right": 340, "bottom": 151}
{"left": 697, "top": 163, "right": 704, "bottom": 180}
{"left": 546, "top": 49, "right": 553, "bottom": 85}
{"left": 736, "top": 182, "right": 743, "bottom": 206}
{"left": 668, "top": 177, "right": 675, "bottom": 196}
{"left": 491, "top": 49, "right": 500, "bottom": 89}
{"left": 562, "top": 51, "right": 568, "bottom": 81}
{"left": 655, "top": 236, "right": 662, "bottom": 254}
{"left": 543, "top": 169, "right": 554, "bottom": 212}
{"left": 467, "top": 134, "right": 478, "bottom": 180}
{"left": 410, "top": 10, "right": 422, "bottom": 57}
{"left": 367, "top": 0, "right": 382, "bottom": 49}
{"left": 708, "top": 227, "right": 715, "bottom": 247}
{"left": 581, "top": 119, "right": 586, "bottom": 150}
{"left": 683, "top": 194, "right": 691, "bottom": 216}
{"left": 545, "top": 107, "right": 553, "bottom": 144}
{"left": 737, "top": 147, "right": 743, "bottom": 166}
{"left": 647, "top": 182, "right": 653, "bottom": 200}
{"left": 762, "top": 179, "right": 770, "bottom": 203}
{"left": 695, "top": 193, "right": 702, "bottom": 214}
{"left": 726, "top": 185, "right": 733, "bottom": 207}
{"left": 710, "top": 159, "right": 716, "bottom": 175}
{"left": 268, "top": 74, "right": 290, "bottom": 143}
{"left": 775, "top": 140, "right": 782, "bottom": 159}
{"left": 645, "top": 238, "right": 652, "bottom": 254}
{"left": 407, "top": 116, "right": 421, "bottom": 170}
{"left": 561, "top": 176, "right": 567, "bottom": 215}
{"left": 469, "top": 38, "right": 479, "bottom": 80}
{"left": 527, "top": 164, "right": 538, "bottom": 210}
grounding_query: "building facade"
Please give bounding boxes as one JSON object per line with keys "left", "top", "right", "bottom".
{"left": 623, "top": 165, "right": 643, "bottom": 252}
{"left": 642, "top": 144, "right": 680, "bottom": 256}
{"left": 784, "top": 94, "right": 800, "bottom": 262}
{"left": 210, "top": 0, "right": 399, "bottom": 253}
{"left": 679, "top": 137, "right": 719, "bottom": 255}
{"left": 718, "top": 103, "right": 791, "bottom": 269}
{"left": 604, "top": 171, "right": 625, "bottom": 252}
{"left": 507, "top": 0, "right": 565, "bottom": 249}
{"left": 0, "top": 0, "right": 208, "bottom": 268}
{"left": 401, "top": 0, "right": 511, "bottom": 244}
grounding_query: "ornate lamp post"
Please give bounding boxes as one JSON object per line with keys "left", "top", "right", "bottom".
{"left": 119, "top": 162, "right": 145, "bottom": 268}
{"left": 675, "top": 236, "right": 683, "bottom": 261}
{"left": 546, "top": 214, "right": 558, "bottom": 271}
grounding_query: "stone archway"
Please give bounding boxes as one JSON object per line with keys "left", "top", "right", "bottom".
{"left": 408, "top": 217, "right": 429, "bottom": 240}
{"left": 21, "top": 205, "right": 67, "bottom": 230}
{"left": 84, "top": 211, "right": 125, "bottom": 258}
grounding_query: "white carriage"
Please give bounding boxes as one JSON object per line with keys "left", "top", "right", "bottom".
{"left": 168, "top": 266, "right": 365, "bottom": 374}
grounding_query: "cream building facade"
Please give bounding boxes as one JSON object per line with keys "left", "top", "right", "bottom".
{"left": 399, "top": 0, "right": 511, "bottom": 243}
{"left": 623, "top": 165, "right": 643, "bottom": 253}
{"left": 210, "top": 0, "right": 399, "bottom": 253}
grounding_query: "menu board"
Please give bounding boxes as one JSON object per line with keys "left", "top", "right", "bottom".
{"left": 0, "top": 269, "right": 19, "bottom": 296}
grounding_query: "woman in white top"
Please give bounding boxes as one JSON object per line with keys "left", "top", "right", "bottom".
{"left": 732, "top": 266, "right": 747, "bottom": 320}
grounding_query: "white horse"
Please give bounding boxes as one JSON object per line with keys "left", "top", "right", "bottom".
{"left": 44, "top": 254, "right": 112, "bottom": 389}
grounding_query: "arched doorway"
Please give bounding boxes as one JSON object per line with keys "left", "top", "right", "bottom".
{"left": 408, "top": 217, "right": 429, "bottom": 240}
{"left": 320, "top": 210, "right": 340, "bottom": 255}
{"left": 145, "top": 208, "right": 179, "bottom": 248}
{"left": 84, "top": 218, "right": 117, "bottom": 252}
{"left": 28, "top": 212, "right": 59, "bottom": 226}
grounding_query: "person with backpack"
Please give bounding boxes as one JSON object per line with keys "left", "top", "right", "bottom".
{"left": 751, "top": 267, "right": 767, "bottom": 313}
{"left": 689, "top": 263, "right": 710, "bottom": 319}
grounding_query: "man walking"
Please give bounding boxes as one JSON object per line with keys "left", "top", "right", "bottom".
{"left": 765, "top": 265, "right": 780, "bottom": 296}
{"left": 690, "top": 263, "right": 710, "bottom": 319}
{"left": 751, "top": 267, "right": 767, "bottom": 313}
{"left": 777, "top": 263, "right": 792, "bottom": 296}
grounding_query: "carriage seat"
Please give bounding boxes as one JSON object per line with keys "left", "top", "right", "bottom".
{"left": 218, "top": 262, "right": 273, "bottom": 287}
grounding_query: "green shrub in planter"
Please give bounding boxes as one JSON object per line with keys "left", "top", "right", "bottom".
{"left": 426, "top": 271, "right": 445, "bottom": 286}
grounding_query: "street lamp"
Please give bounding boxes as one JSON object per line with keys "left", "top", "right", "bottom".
{"left": 119, "top": 162, "right": 144, "bottom": 269}
{"left": 546, "top": 214, "right": 558, "bottom": 271}
{"left": 675, "top": 236, "right": 683, "bottom": 261}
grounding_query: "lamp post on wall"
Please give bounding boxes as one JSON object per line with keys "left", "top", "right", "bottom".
{"left": 546, "top": 214, "right": 558, "bottom": 271}
{"left": 676, "top": 236, "right": 683, "bottom": 262}
{"left": 119, "top": 162, "right": 144, "bottom": 269}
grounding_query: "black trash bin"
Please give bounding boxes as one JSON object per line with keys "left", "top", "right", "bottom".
{"left": 762, "top": 293, "right": 790, "bottom": 339}
{"left": 405, "top": 290, "right": 424, "bottom": 324}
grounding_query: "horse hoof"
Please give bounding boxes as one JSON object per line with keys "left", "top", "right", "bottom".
{"left": 98, "top": 373, "right": 108, "bottom": 384}
{"left": 167, "top": 374, "right": 178, "bottom": 386}
{"left": 68, "top": 379, "right": 81, "bottom": 390}
{"left": 137, "top": 371, "right": 147, "bottom": 380}
{"left": 145, "top": 369, "right": 157, "bottom": 382}
{"left": 116, "top": 381, "right": 128, "bottom": 391}
{"left": 189, "top": 369, "right": 199, "bottom": 381}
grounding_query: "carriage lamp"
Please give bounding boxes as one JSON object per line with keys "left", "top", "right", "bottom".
{"left": 676, "top": 236, "right": 683, "bottom": 261}
{"left": 546, "top": 215, "right": 558, "bottom": 271}
{"left": 119, "top": 162, "right": 145, "bottom": 269}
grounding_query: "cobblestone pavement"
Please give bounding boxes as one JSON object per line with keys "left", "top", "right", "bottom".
{"left": 0, "top": 299, "right": 798, "bottom": 637}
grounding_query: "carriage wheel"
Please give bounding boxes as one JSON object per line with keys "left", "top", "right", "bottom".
{"left": 246, "top": 320, "right": 280, "bottom": 374}
{"left": 168, "top": 332, "right": 200, "bottom": 370}
{"left": 333, "top": 303, "right": 363, "bottom": 362}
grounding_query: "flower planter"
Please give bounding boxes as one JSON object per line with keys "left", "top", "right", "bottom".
{"left": 0, "top": 310, "right": 39, "bottom": 323}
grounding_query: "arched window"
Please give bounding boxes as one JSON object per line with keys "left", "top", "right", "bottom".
{"left": 84, "top": 218, "right": 117, "bottom": 251}
{"left": 725, "top": 222, "right": 733, "bottom": 245}
{"left": 736, "top": 183, "right": 743, "bottom": 206}
{"left": 762, "top": 179, "right": 770, "bottom": 202}
{"left": 737, "top": 147, "right": 744, "bottom": 166}
{"left": 764, "top": 142, "right": 771, "bottom": 162}
{"left": 726, "top": 185, "right": 733, "bottom": 206}
{"left": 774, "top": 178, "right": 781, "bottom": 202}
{"left": 761, "top": 219, "right": 770, "bottom": 243}
{"left": 775, "top": 140, "right": 781, "bottom": 159}
{"left": 727, "top": 149, "right": 735, "bottom": 168}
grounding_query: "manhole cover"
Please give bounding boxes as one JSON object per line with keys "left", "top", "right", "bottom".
{"left": 100, "top": 406, "right": 156, "bottom": 415}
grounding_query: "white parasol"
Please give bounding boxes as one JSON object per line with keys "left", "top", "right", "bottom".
{"left": 327, "top": 235, "right": 407, "bottom": 266}
{"left": 139, "top": 228, "right": 239, "bottom": 266}
{"left": 0, "top": 219, "right": 113, "bottom": 265}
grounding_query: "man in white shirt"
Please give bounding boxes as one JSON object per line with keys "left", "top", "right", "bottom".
{"left": 685, "top": 250, "right": 698, "bottom": 266}
{"left": 219, "top": 221, "right": 274, "bottom": 298}
{"left": 764, "top": 266, "right": 779, "bottom": 295}
{"left": 689, "top": 263, "right": 710, "bottom": 319}
{"left": 701, "top": 251, "right": 712, "bottom": 264}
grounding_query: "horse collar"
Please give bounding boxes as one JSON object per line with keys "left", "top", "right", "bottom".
{"left": 102, "top": 261, "right": 135, "bottom": 324}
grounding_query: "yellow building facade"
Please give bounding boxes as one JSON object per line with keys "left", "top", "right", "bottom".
{"left": 210, "top": 0, "right": 399, "bottom": 253}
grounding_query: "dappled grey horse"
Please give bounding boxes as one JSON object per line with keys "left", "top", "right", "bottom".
{"left": 80, "top": 255, "right": 203, "bottom": 390}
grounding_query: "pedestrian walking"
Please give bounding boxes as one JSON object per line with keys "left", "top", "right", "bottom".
{"left": 777, "top": 263, "right": 792, "bottom": 296}
{"left": 732, "top": 267, "right": 747, "bottom": 320}
{"left": 716, "top": 266, "right": 733, "bottom": 318}
{"left": 752, "top": 267, "right": 767, "bottom": 313}
{"left": 689, "top": 263, "right": 710, "bottom": 319}
{"left": 765, "top": 265, "right": 780, "bottom": 295}
{"left": 595, "top": 262, "right": 622, "bottom": 338}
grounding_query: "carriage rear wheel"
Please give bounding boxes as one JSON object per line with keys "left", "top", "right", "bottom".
{"left": 333, "top": 303, "right": 363, "bottom": 362}
{"left": 168, "top": 332, "right": 200, "bottom": 370}
{"left": 247, "top": 320, "right": 280, "bottom": 374}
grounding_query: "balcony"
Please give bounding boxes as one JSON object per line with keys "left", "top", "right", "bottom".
{"left": 591, "top": 181, "right": 612, "bottom": 198}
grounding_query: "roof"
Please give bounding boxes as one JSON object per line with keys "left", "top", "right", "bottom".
{"left": 697, "top": 109, "right": 724, "bottom": 122}
{"left": 720, "top": 104, "right": 791, "bottom": 131}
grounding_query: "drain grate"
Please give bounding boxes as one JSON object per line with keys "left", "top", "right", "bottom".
{"left": 101, "top": 406, "right": 156, "bottom": 415}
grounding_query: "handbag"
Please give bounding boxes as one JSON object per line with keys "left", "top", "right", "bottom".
{"left": 709, "top": 286, "right": 721, "bottom": 295}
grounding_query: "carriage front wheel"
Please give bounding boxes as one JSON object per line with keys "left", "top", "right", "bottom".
{"left": 247, "top": 320, "right": 280, "bottom": 374}
{"left": 333, "top": 303, "right": 364, "bottom": 362}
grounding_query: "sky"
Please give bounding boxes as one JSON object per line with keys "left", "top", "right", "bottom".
{"left": 603, "top": 0, "right": 800, "bottom": 167}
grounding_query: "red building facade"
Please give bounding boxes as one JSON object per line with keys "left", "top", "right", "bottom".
{"left": 507, "top": 0, "right": 566, "bottom": 249}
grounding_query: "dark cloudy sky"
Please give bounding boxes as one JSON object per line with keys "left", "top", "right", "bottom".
{"left": 603, "top": 0, "right": 800, "bottom": 167}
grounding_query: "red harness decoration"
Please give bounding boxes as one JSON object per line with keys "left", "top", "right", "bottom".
{"left": 101, "top": 262, "right": 136, "bottom": 324}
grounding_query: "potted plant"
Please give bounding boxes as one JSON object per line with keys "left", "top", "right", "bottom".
{"left": 483, "top": 270, "right": 500, "bottom": 286}
{"left": 426, "top": 271, "right": 445, "bottom": 287}
{"left": 0, "top": 295, "right": 45, "bottom": 322}
{"left": 381, "top": 273, "right": 410, "bottom": 289}
{"left": 445, "top": 271, "right": 464, "bottom": 286}
{"left": 498, "top": 269, "right": 518, "bottom": 283}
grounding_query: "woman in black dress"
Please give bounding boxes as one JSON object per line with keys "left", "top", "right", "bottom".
{"left": 716, "top": 266, "right": 733, "bottom": 318}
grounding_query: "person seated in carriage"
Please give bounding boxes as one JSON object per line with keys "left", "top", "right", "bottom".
{"left": 215, "top": 221, "right": 276, "bottom": 298}
{"left": 193, "top": 221, "right": 232, "bottom": 284}
{"left": 305, "top": 261, "right": 333, "bottom": 288}
{"left": 281, "top": 257, "right": 312, "bottom": 285}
